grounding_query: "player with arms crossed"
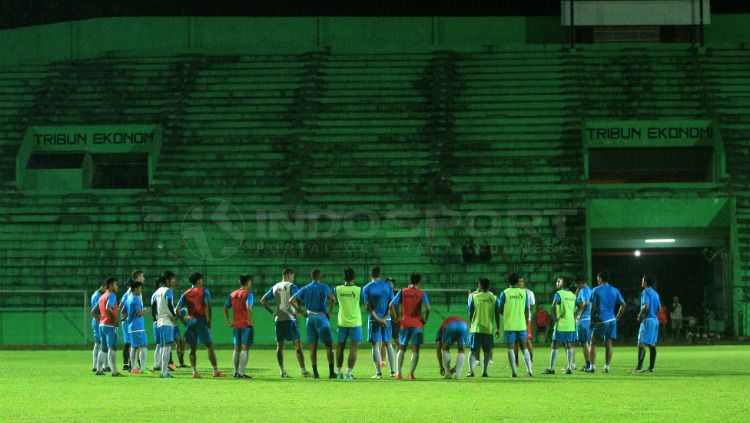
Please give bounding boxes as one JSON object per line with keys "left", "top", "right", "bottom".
{"left": 362, "top": 266, "right": 397, "bottom": 379}
{"left": 223, "top": 274, "right": 254, "bottom": 379}
{"left": 390, "top": 273, "right": 430, "bottom": 380}
{"left": 435, "top": 316, "right": 469, "bottom": 380}
{"left": 498, "top": 272, "right": 533, "bottom": 378}
{"left": 467, "top": 277, "right": 498, "bottom": 377}
{"left": 334, "top": 268, "right": 363, "bottom": 380}
{"left": 126, "top": 280, "right": 149, "bottom": 374}
{"left": 94, "top": 277, "right": 122, "bottom": 377}
{"left": 575, "top": 275, "right": 593, "bottom": 371}
{"left": 152, "top": 271, "right": 178, "bottom": 379}
{"left": 260, "top": 268, "right": 309, "bottom": 378}
{"left": 290, "top": 269, "right": 336, "bottom": 379}
{"left": 634, "top": 274, "right": 661, "bottom": 373}
{"left": 543, "top": 277, "right": 577, "bottom": 375}
{"left": 588, "top": 271, "right": 626, "bottom": 373}
{"left": 177, "top": 272, "right": 225, "bottom": 378}
{"left": 90, "top": 281, "right": 106, "bottom": 372}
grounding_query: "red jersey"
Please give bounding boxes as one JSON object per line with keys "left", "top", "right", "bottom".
{"left": 228, "top": 289, "right": 252, "bottom": 328}
{"left": 395, "top": 287, "right": 428, "bottom": 329}
{"left": 98, "top": 291, "right": 118, "bottom": 327}
{"left": 440, "top": 316, "right": 468, "bottom": 331}
{"left": 180, "top": 287, "right": 211, "bottom": 320}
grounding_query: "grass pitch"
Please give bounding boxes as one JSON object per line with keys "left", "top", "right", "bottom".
{"left": 1, "top": 345, "right": 748, "bottom": 422}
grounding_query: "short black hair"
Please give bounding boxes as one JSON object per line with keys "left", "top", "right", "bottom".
{"left": 642, "top": 274, "right": 655, "bottom": 287}
{"left": 559, "top": 277, "right": 570, "bottom": 289}
{"left": 478, "top": 278, "right": 490, "bottom": 290}
{"left": 131, "top": 270, "right": 144, "bottom": 280}
{"left": 311, "top": 269, "right": 323, "bottom": 280}
{"left": 344, "top": 268, "right": 355, "bottom": 282}
{"left": 154, "top": 276, "right": 164, "bottom": 290}
{"left": 370, "top": 266, "right": 381, "bottom": 279}
{"left": 104, "top": 276, "right": 117, "bottom": 289}
{"left": 282, "top": 267, "right": 295, "bottom": 277}
{"left": 162, "top": 270, "right": 175, "bottom": 281}
{"left": 597, "top": 271, "right": 610, "bottom": 282}
{"left": 239, "top": 274, "right": 252, "bottom": 286}
{"left": 410, "top": 273, "right": 421, "bottom": 284}
{"left": 131, "top": 281, "right": 143, "bottom": 290}
{"left": 575, "top": 274, "right": 586, "bottom": 284}
{"left": 507, "top": 272, "right": 521, "bottom": 286}
{"left": 189, "top": 272, "right": 203, "bottom": 285}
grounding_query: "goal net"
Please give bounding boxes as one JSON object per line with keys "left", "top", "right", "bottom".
{"left": 0, "top": 290, "right": 89, "bottom": 346}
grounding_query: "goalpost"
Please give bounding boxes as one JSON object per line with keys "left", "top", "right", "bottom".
{"left": 0, "top": 290, "right": 89, "bottom": 346}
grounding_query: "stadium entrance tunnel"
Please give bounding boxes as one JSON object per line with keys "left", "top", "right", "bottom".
{"left": 587, "top": 198, "right": 739, "bottom": 337}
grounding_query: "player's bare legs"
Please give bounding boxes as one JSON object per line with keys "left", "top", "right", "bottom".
{"left": 370, "top": 341, "right": 383, "bottom": 378}
{"left": 310, "top": 342, "right": 319, "bottom": 378}
{"left": 336, "top": 342, "right": 345, "bottom": 373}
{"left": 205, "top": 344, "right": 223, "bottom": 377}
{"left": 589, "top": 339, "right": 597, "bottom": 372}
{"left": 189, "top": 343, "right": 200, "bottom": 377}
{"left": 408, "top": 344, "right": 420, "bottom": 379}
{"left": 276, "top": 341, "right": 287, "bottom": 377}
{"left": 347, "top": 342, "right": 358, "bottom": 374}
{"left": 605, "top": 338, "right": 613, "bottom": 368}
{"left": 325, "top": 341, "right": 335, "bottom": 378}
{"left": 294, "top": 339, "right": 307, "bottom": 375}
{"left": 384, "top": 341, "right": 396, "bottom": 376}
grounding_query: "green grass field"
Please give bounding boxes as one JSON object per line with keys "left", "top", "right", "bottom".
{"left": 1, "top": 345, "right": 749, "bottom": 422}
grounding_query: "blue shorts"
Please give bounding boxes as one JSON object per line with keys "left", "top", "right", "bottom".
{"left": 185, "top": 319, "right": 213, "bottom": 345}
{"left": 638, "top": 319, "right": 659, "bottom": 345}
{"left": 275, "top": 320, "right": 300, "bottom": 342}
{"left": 306, "top": 316, "right": 333, "bottom": 344}
{"left": 173, "top": 325, "right": 181, "bottom": 338}
{"left": 399, "top": 327, "right": 424, "bottom": 346}
{"left": 390, "top": 320, "right": 400, "bottom": 341}
{"left": 593, "top": 320, "right": 617, "bottom": 342}
{"left": 553, "top": 330, "right": 576, "bottom": 344}
{"left": 130, "top": 331, "right": 148, "bottom": 348}
{"left": 504, "top": 330, "right": 528, "bottom": 345}
{"left": 233, "top": 327, "right": 254, "bottom": 345}
{"left": 577, "top": 320, "right": 591, "bottom": 344}
{"left": 152, "top": 323, "right": 161, "bottom": 344}
{"left": 367, "top": 320, "right": 392, "bottom": 343}
{"left": 441, "top": 322, "right": 468, "bottom": 347}
{"left": 92, "top": 319, "right": 101, "bottom": 342}
{"left": 337, "top": 326, "right": 363, "bottom": 344}
{"left": 121, "top": 322, "right": 130, "bottom": 344}
{"left": 157, "top": 325, "right": 175, "bottom": 345}
{"left": 100, "top": 325, "right": 118, "bottom": 350}
{"left": 468, "top": 332, "right": 494, "bottom": 351}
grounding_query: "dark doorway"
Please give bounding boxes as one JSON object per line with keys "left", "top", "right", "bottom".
{"left": 592, "top": 248, "right": 712, "bottom": 342}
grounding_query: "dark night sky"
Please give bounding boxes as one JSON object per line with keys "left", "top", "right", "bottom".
{"left": 1, "top": 0, "right": 749, "bottom": 29}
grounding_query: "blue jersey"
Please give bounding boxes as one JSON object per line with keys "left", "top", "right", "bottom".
{"left": 591, "top": 284, "right": 625, "bottom": 322}
{"left": 127, "top": 296, "right": 146, "bottom": 332}
{"left": 640, "top": 287, "right": 661, "bottom": 320}
{"left": 90, "top": 290, "right": 103, "bottom": 310}
{"left": 362, "top": 280, "right": 394, "bottom": 321}
{"left": 292, "top": 281, "right": 332, "bottom": 314}
{"left": 576, "top": 285, "right": 593, "bottom": 320}
{"left": 119, "top": 290, "right": 132, "bottom": 320}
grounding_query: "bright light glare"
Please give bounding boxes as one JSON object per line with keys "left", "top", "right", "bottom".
{"left": 644, "top": 239, "right": 675, "bottom": 243}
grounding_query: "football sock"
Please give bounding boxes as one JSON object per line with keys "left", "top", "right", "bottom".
{"left": 154, "top": 345, "right": 162, "bottom": 369}
{"left": 442, "top": 351, "right": 451, "bottom": 373}
{"left": 523, "top": 349, "right": 533, "bottom": 374}
{"left": 122, "top": 345, "right": 130, "bottom": 366}
{"left": 549, "top": 348, "right": 558, "bottom": 370}
{"left": 92, "top": 343, "right": 101, "bottom": 369}
{"left": 161, "top": 346, "right": 171, "bottom": 376}
{"left": 178, "top": 353, "right": 185, "bottom": 366}
{"left": 637, "top": 346, "right": 646, "bottom": 370}
{"left": 372, "top": 346, "right": 382, "bottom": 374}
{"left": 567, "top": 347, "right": 575, "bottom": 370}
{"left": 468, "top": 353, "right": 477, "bottom": 375}
{"left": 239, "top": 351, "right": 249, "bottom": 375}
{"left": 648, "top": 346, "right": 657, "bottom": 370}
{"left": 482, "top": 353, "right": 490, "bottom": 375}
{"left": 107, "top": 349, "right": 117, "bottom": 375}
{"left": 455, "top": 352, "right": 466, "bottom": 378}
{"left": 233, "top": 351, "right": 240, "bottom": 374}
{"left": 508, "top": 350, "right": 517, "bottom": 375}
{"left": 409, "top": 352, "right": 419, "bottom": 376}
{"left": 129, "top": 347, "right": 136, "bottom": 371}
{"left": 96, "top": 351, "right": 106, "bottom": 372}
{"left": 386, "top": 344, "right": 396, "bottom": 373}
{"left": 139, "top": 348, "right": 147, "bottom": 371}
{"left": 396, "top": 349, "right": 405, "bottom": 374}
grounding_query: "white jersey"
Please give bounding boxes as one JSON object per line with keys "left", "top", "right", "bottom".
{"left": 525, "top": 288, "right": 536, "bottom": 321}
{"left": 152, "top": 286, "right": 175, "bottom": 327}
{"left": 269, "top": 281, "right": 297, "bottom": 322}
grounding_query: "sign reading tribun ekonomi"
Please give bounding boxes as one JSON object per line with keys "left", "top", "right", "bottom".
{"left": 583, "top": 120, "right": 716, "bottom": 148}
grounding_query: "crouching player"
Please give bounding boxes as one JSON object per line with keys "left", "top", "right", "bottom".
{"left": 436, "top": 316, "right": 469, "bottom": 379}
{"left": 544, "top": 277, "right": 577, "bottom": 375}
{"left": 126, "top": 281, "right": 149, "bottom": 374}
{"left": 224, "top": 274, "right": 254, "bottom": 379}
